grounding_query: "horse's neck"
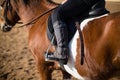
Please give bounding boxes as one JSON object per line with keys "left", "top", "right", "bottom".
{"left": 17, "top": 0, "right": 57, "bottom": 51}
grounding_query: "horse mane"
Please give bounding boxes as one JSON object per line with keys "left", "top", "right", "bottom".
{"left": 11, "top": 0, "right": 59, "bottom": 8}
{"left": 10, "top": 0, "right": 59, "bottom": 14}
{"left": 22, "top": 0, "right": 41, "bottom": 5}
{"left": 21, "top": 0, "right": 59, "bottom": 6}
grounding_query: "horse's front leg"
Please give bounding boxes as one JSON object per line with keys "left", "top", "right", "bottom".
{"left": 36, "top": 54, "right": 55, "bottom": 80}
{"left": 30, "top": 49, "right": 54, "bottom": 80}
{"left": 61, "top": 69, "right": 72, "bottom": 79}
{"left": 36, "top": 59, "right": 54, "bottom": 80}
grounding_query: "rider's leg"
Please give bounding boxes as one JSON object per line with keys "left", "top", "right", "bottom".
{"left": 49, "top": 9, "right": 69, "bottom": 64}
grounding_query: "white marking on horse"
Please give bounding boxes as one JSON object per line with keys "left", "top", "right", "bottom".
{"left": 63, "top": 14, "right": 108, "bottom": 79}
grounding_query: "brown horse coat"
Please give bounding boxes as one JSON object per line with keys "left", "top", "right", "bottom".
{"left": 0, "top": 0, "right": 120, "bottom": 80}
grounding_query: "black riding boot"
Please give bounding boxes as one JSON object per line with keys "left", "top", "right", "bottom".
{"left": 46, "top": 21, "right": 69, "bottom": 64}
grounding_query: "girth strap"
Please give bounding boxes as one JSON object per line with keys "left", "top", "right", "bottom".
{"left": 75, "top": 22, "right": 84, "bottom": 65}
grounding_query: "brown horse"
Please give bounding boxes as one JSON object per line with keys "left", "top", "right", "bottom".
{"left": 0, "top": 0, "right": 120, "bottom": 80}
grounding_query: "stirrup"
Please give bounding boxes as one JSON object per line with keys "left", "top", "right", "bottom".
{"left": 45, "top": 52, "right": 68, "bottom": 64}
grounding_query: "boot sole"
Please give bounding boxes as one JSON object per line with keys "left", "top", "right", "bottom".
{"left": 45, "top": 57, "right": 68, "bottom": 64}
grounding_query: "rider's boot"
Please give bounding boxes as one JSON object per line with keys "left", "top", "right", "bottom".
{"left": 46, "top": 21, "right": 68, "bottom": 64}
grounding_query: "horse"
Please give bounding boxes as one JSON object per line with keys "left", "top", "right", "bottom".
{"left": 0, "top": 0, "right": 120, "bottom": 80}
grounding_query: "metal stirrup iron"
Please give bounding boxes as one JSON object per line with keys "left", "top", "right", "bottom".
{"left": 45, "top": 36, "right": 55, "bottom": 60}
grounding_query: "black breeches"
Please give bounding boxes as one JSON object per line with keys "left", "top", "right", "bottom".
{"left": 51, "top": 0, "right": 90, "bottom": 23}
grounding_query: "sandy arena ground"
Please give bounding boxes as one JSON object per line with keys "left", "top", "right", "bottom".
{"left": 0, "top": 1, "right": 120, "bottom": 80}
